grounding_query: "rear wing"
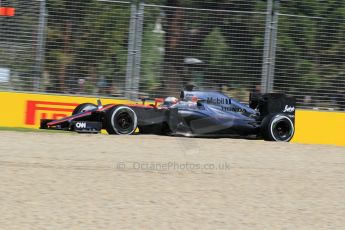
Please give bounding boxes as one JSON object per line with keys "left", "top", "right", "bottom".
{"left": 250, "top": 93, "right": 296, "bottom": 119}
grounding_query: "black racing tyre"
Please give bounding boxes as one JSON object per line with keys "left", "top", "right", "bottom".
{"left": 105, "top": 105, "right": 137, "bottom": 135}
{"left": 261, "top": 114, "right": 295, "bottom": 142}
{"left": 72, "top": 103, "right": 97, "bottom": 115}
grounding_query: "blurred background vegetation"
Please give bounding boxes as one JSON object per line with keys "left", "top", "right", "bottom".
{"left": 0, "top": 0, "right": 344, "bottom": 108}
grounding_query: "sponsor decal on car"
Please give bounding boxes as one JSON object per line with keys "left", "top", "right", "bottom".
{"left": 75, "top": 122, "right": 87, "bottom": 129}
{"left": 207, "top": 97, "right": 231, "bottom": 105}
{"left": 283, "top": 105, "right": 295, "bottom": 113}
{"left": 221, "top": 106, "right": 246, "bottom": 113}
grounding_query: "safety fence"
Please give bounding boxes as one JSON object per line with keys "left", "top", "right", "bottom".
{"left": 0, "top": 0, "right": 132, "bottom": 97}
{"left": 0, "top": 0, "right": 344, "bottom": 111}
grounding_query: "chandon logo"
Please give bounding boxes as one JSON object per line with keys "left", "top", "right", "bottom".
{"left": 283, "top": 105, "right": 295, "bottom": 113}
{"left": 76, "top": 122, "right": 87, "bottom": 129}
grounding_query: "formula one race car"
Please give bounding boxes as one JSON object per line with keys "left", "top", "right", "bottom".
{"left": 40, "top": 88, "right": 296, "bottom": 141}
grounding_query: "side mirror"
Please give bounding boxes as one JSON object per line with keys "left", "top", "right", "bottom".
{"left": 97, "top": 99, "right": 103, "bottom": 109}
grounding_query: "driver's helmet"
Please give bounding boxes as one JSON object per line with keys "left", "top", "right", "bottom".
{"left": 163, "top": 97, "right": 178, "bottom": 107}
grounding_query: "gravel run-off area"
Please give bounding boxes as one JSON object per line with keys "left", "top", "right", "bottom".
{"left": 0, "top": 131, "right": 344, "bottom": 230}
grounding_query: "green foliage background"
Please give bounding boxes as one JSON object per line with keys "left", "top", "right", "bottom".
{"left": 0, "top": 0, "right": 344, "bottom": 107}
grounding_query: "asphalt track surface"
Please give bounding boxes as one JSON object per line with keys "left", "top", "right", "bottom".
{"left": 0, "top": 131, "right": 344, "bottom": 230}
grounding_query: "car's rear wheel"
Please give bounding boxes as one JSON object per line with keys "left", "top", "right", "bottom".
{"left": 261, "top": 114, "right": 294, "bottom": 142}
{"left": 72, "top": 103, "right": 97, "bottom": 115}
{"left": 105, "top": 106, "right": 137, "bottom": 135}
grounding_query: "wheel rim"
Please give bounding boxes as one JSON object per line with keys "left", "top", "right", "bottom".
{"left": 271, "top": 117, "right": 293, "bottom": 141}
{"left": 112, "top": 108, "right": 136, "bottom": 134}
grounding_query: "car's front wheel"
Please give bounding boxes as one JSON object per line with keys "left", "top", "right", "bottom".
{"left": 105, "top": 106, "right": 138, "bottom": 135}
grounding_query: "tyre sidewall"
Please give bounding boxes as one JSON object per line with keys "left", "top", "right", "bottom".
{"left": 261, "top": 114, "right": 294, "bottom": 142}
{"left": 106, "top": 106, "right": 138, "bottom": 135}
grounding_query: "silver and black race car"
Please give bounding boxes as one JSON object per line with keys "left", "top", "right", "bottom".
{"left": 40, "top": 88, "right": 296, "bottom": 142}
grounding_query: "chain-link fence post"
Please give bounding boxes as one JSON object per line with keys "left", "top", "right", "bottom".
{"left": 34, "top": 0, "right": 47, "bottom": 91}
{"left": 125, "top": 0, "right": 144, "bottom": 100}
{"left": 125, "top": 1, "right": 137, "bottom": 99}
{"left": 267, "top": 0, "right": 279, "bottom": 93}
{"left": 261, "top": 0, "right": 273, "bottom": 94}
{"left": 131, "top": 0, "right": 144, "bottom": 100}
{"left": 261, "top": 0, "right": 279, "bottom": 94}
